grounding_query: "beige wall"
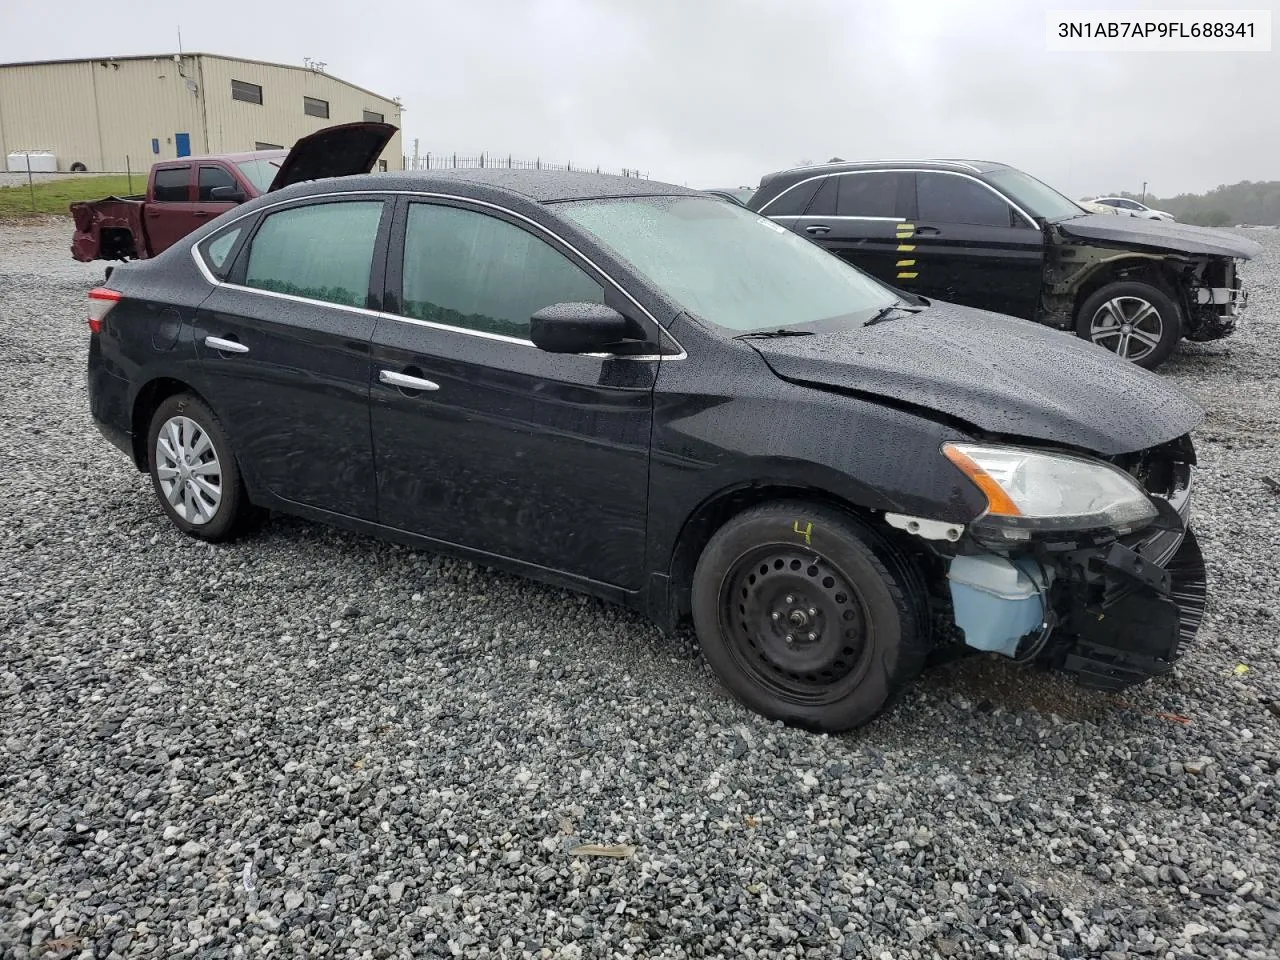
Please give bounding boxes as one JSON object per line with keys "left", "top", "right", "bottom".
{"left": 0, "top": 56, "right": 207, "bottom": 172}
{"left": 0, "top": 55, "right": 403, "bottom": 173}
{"left": 199, "top": 57, "right": 403, "bottom": 170}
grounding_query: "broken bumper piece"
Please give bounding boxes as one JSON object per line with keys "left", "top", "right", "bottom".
{"left": 1056, "top": 527, "right": 1207, "bottom": 692}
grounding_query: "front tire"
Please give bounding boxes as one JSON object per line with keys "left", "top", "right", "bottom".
{"left": 691, "top": 502, "right": 931, "bottom": 732}
{"left": 146, "top": 394, "right": 254, "bottom": 542}
{"left": 1075, "top": 280, "right": 1182, "bottom": 370}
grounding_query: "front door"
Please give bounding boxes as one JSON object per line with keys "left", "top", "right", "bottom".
{"left": 369, "top": 199, "right": 656, "bottom": 588}
{"left": 901, "top": 171, "right": 1044, "bottom": 319}
{"left": 195, "top": 164, "right": 242, "bottom": 225}
{"left": 193, "top": 197, "right": 390, "bottom": 518}
{"left": 784, "top": 171, "right": 914, "bottom": 288}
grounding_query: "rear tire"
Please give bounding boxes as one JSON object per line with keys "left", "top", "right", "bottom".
{"left": 691, "top": 502, "right": 931, "bottom": 732}
{"left": 146, "top": 394, "right": 256, "bottom": 542}
{"left": 1075, "top": 280, "right": 1182, "bottom": 370}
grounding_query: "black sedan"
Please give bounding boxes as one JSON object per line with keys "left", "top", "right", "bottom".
{"left": 747, "top": 160, "right": 1257, "bottom": 370}
{"left": 86, "top": 169, "right": 1208, "bottom": 731}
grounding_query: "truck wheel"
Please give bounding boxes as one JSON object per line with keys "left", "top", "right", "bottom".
{"left": 1075, "top": 281, "right": 1182, "bottom": 370}
{"left": 691, "top": 502, "right": 931, "bottom": 732}
{"left": 146, "top": 393, "right": 257, "bottom": 542}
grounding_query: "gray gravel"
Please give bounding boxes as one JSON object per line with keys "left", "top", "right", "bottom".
{"left": 2, "top": 220, "right": 1278, "bottom": 959}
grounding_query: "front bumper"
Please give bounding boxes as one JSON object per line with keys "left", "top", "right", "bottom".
{"left": 1046, "top": 462, "right": 1207, "bottom": 691}
{"left": 1187, "top": 275, "right": 1247, "bottom": 342}
{"left": 1056, "top": 528, "right": 1206, "bottom": 690}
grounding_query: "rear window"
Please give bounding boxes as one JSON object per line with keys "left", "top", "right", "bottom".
{"left": 152, "top": 167, "right": 189, "bottom": 203}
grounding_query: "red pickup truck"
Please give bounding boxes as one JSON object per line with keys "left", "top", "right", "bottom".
{"left": 70, "top": 121, "right": 397, "bottom": 262}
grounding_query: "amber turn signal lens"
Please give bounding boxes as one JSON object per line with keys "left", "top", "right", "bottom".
{"left": 942, "top": 444, "right": 1023, "bottom": 517}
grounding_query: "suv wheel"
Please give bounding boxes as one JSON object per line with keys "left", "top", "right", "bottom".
{"left": 691, "top": 502, "right": 931, "bottom": 732}
{"left": 146, "top": 393, "right": 255, "bottom": 541}
{"left": 1075, "top": 280, "right": 1182, "bottom": 369}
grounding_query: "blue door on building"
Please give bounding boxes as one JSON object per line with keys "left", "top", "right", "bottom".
{"left": 175, "top": 133, "right": 191, "bottom": 158}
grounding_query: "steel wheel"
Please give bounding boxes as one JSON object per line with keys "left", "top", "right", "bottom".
{"left": 1088, "top": 295, "right": 1164, "bottom": 362}
{"left": 153, "top": 415, "right": 222, "bottom": 525}
{"left": 721, "top": 546, "right": 873, "bottom": 706}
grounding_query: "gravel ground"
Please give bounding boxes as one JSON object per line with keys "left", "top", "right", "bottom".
{"left": 1, "top": 221, "right": 1278, "bottom": 960}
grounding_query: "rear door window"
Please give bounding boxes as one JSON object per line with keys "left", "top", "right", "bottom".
{"left": 836, "top": 172, "right": 902, "bottom": 218}
{"left": 152, "top": 166, "right": 190, "bottom": 203}
{"left": 916, "top": 172, "right": 1015, "bottom": 227}
{"left": 761, "top": 178, "right": 822, "bottom": 216}
{"left": 198, "top": 165, "right": 238, "bottom": 201}
{"left": 805, "top": 176, "right": 839, "bottom": 217}
{"left": 243, "top": 201, "right": 385, "bottom": 308}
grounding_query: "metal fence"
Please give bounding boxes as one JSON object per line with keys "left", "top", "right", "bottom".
{"left": 403, "top": 153, "right": 648, "bottom": 178}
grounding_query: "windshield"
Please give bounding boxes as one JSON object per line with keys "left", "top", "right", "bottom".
{"left": 985, "top": 168, "right": 1084, "bottom": 222}
{"left": 557, "top": 195, "right": 898, "bottom": 333}
{"left": 235, "top": 158, "right": 282, "bottom": 193}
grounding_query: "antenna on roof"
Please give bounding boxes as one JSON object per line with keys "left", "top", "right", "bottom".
{"left": 177, "top": 26, "right": 183, "bottom": 57}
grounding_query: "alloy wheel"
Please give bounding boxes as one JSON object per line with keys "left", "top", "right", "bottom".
{"left": 1089, "top": 295, "right": 1164, "bottom": 362}
{"left": 154, "top": 416, "right": 222, "bottom": 525}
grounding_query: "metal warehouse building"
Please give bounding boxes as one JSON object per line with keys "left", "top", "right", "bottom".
{"left": 0, "top": 53, "right": 403, "bottom": 174}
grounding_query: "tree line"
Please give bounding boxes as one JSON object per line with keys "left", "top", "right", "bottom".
{"left": 1104, "top": 181, "right": 1280, "bottom": 227}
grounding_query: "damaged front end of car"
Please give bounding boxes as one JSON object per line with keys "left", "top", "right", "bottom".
{"left": 890, "top": 434, "right": 1207, "bottom": 691}
{"left": 1037, "top": 216, "right": 1258, "bottom": 343}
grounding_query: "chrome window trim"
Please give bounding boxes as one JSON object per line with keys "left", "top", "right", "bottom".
{"left": 189, "top": 189, "right": 686, "bottom": 361}
{"left": 768, "top": 214, "right": 905, "bottom": 222}
{"left": 757, "top": 168, "right": 1037, "bottom": 228}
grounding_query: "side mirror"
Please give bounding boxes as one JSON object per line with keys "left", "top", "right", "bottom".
{"left": 209, "top": 185, "right": 247, "bottom": 202}
{"left": 530, "top": 302, "right": 632, "bottom": 354}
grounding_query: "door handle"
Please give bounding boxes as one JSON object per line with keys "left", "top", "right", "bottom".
{"left": 914, "top": 226, "right": 941, "bottom": 236}
{"left": 805, "top": 224, "right": 831, "bottom": 235}
{"left": 204, "top": 335, "right": 249, "bottom": 354}
{"left": 194, "top": 211, "right": 211, "bottom": 218}
{"left": 379, "top": 369, "right": 440, "bottom": 392}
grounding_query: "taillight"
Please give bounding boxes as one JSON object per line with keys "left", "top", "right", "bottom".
{"left": 87, "top": 287, "right": 122, "bottom": 334}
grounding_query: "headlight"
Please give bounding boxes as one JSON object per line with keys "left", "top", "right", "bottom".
{"left": 943, "top": 442, "right": 1157, "bottom": 535}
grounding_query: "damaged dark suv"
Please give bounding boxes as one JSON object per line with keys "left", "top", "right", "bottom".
{"left": 87, "top": 172, "right": 1207, "bottom": 732}
{"left": 748, "top": 160, "right": 1259, "bottom": 369}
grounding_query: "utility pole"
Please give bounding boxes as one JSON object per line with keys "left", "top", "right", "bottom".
{"left": 1141, "top": 181, "right": 1147, "bottom": 203}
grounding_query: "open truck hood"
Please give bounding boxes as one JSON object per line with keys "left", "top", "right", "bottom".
{"left": 1056, "top": 213, "right": 1260, "bottom": 259}
{"left": 267, "top": 121, "right": 398, "bottom": 192}
{"left": 748, "top": 301, "right": 1204, "bottom": 456}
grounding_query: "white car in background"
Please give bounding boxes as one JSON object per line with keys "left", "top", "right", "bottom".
{"left": 1087, "top": 196, "right": 1177, "bottom": 221}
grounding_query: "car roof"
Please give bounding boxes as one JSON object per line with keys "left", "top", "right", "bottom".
{"left": 156, "top": 149, "right": 288, "bottom": 165}
{"left": 759, "top": 159, "right": 1013, "bottom": 184}
{"left": 267, "top": 168, "right": 699, "bottom": 205}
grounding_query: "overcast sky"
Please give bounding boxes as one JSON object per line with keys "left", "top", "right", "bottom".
{"left": 1, "top": 0, "right": 1274, "bottom": 197}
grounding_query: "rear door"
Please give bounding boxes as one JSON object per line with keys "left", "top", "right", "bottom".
{"left": 903, "top": 171, "right": 1044, "bottom": 319}
{"left": 192, "top": 196, "right": 391, "bottom": 518}
{"left": 785, "top": 171, "right": 912, "bottom": 286}
{"left": 368, "top": 198, "right": 657, "bottom": 588}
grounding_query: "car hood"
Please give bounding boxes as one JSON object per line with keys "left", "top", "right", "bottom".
{"left": 747, "top": 301, "right": 1204, "bottom": 456}
{"left": 1056, "top": 213, "right": 1259, "bottom": 259}
{"left": 267, "top": 121, "right": 398, "bottom": 192}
